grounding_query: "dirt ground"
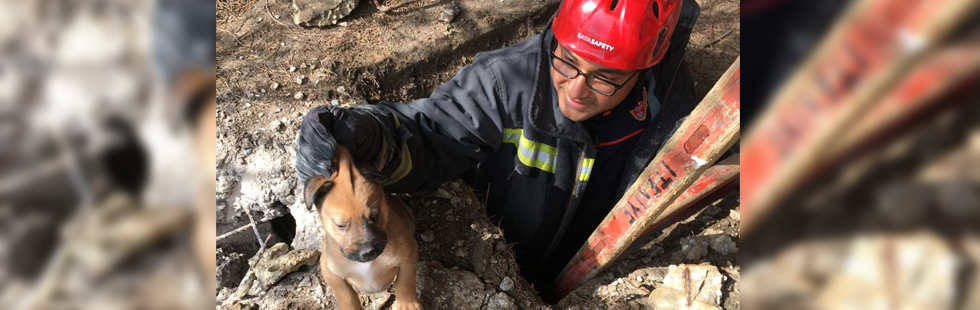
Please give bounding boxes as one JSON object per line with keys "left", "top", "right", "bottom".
{"left": 215, "top": 0, "right": 740, "bottom": 309}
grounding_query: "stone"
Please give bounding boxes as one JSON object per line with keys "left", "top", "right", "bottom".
{"left": 420, "top": 230, "right": 436, "bottom": 242}
{"left": 217, "top": 248, "right": 249, "bottom": 288}
{"left": 680, "top": 235, "right": 709, "bottom": 261}
{"left": 469, "top": 238, "right": 490, "bottom": 277}
{"left": 484, "top": 292, "right": 517, "bottom": 310}
{"left": 270, "top": 82, "right": 280, "bottom": 91}
{"left": 640, "top": 264, "right": 726, "bottom": 309}
{"left": 644, "top": 286, "right": 722, "bottom": 310}
{"left": 417, "top": 262, "right": 485, "bottom": 310}
{"left": 814, "top": 233, "right": 958, "bottom": 310}
{"left": 252, "top": 243, "right": 320, "bottom": 289}
{"left": 288, "top": 66, "right": 297, "bottom": 72}
{"left": 494, "top": 240, "right": 507, "bottom": 252}
{"left": 708, "top": 233, "right": 738, "bottom": 255}
{"left": 499, "top": 276, "right": 514, "bottom": 292}
{"left": 295, "top": 75, "right": 306, "bottom": 85}
{"left": 292, "top": 0, "right": 360, "bottom": 28}
{"left": 437, "top": 7, "right": 458, "bottom": 23}
{"left": 270, "top": 120, "right": 282, "bottom": 131}
{"left": 248, "top": 269, "right": 329, "bottom": 310}
{"left": 289, "top": 199, "right": 324, "bottom": 251}
{"left": 293, "top": 92, "right": 305, "bottom": 100}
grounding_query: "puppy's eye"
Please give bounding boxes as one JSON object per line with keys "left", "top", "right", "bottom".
{"left": 368, "top": 212, "right": 379, "bottom": 222}
{"left": 336, "top": 223, "right": 348, "bottom": 230}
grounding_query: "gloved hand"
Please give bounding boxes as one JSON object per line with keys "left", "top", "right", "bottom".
{"left": 296, "top": 105, "right": 344, "bottom": 186}
{"left": 296, "top": 104, "right": 397, "bottom": 185}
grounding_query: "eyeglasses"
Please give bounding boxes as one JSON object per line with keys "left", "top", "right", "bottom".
{"left": 550, "top": 48, "right": 638, "bottom": 97}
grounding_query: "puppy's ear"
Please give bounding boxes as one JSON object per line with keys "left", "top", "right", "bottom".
{"left": 303, "top": 175, "right": 334, "bottom": 210}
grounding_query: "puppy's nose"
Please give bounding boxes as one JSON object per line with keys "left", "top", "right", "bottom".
{"left": 358, "top": 247, "right": 379, "bottom": 260}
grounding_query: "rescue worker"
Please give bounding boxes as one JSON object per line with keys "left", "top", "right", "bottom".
{"left": 296, "top": 0, "right": 701, "bottom": 298}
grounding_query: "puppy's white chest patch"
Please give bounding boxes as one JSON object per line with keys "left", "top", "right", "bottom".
{"left": 352, "top": 262, "right": 373, "bottom": 283}
{"left": 346, "top": 261, "right": 391, "bottom": 293}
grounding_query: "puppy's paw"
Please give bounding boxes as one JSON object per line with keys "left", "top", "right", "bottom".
{"left": 392, "top": 300, "right": 422, "bottom": 310}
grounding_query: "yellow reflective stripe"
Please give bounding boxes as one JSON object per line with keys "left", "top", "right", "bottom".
{"left": 503, "top": 128, "right": 522, "bottom": 145}
{"left": 519, "top": 134, "right": 557, "bottom": 156}
{"left": 504, "top": 127, "right": 558, "bottom": 173}
{"left": 382, "top": 141, "right": 413, "bottom": 186}
{"left": 392, "top": 114, "right": 401, "bottom": 129}
{"left": 578, "top": 158, "right": 594, "bottom": 181}
{"left": 517, "top": 134, "right": 556, "bottom": 173}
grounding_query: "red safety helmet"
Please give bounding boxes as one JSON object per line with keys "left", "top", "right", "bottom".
{"left": 552, "top": 0, "right": 683, "bottom": 70}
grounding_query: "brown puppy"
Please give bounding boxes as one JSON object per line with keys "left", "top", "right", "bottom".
{"left": 304, "top": 146, "right": 421, "bottom": 310}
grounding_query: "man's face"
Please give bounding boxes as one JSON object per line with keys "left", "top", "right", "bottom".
{"left": 551, "top": 45, "right": 640, "bottom": 122}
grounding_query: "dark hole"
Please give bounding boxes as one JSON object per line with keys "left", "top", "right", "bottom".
{"left": 270, "top": 203, "right": 297, "bottom": 245}
{"left": 101, "top": 117, "right": 149, "bottom": 196}
{"left": 609, "top": 0, "right": 619, "bottom": 11}
{"left": 652, "top": 2, "right": 660, "bottom": 18}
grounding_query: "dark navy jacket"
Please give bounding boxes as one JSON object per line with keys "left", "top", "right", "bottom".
{"left": 297, "top": 0, "right": 701, "bottom": 289}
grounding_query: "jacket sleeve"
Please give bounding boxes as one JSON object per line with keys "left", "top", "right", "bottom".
{"left": 298, "top": 56, "right": 508, "bottom": 192}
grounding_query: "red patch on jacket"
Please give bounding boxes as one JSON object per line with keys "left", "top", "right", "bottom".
{"left": 630, "top": 99, "right": 647, "bottom": 121}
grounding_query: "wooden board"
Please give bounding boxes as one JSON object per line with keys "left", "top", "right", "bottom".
{"left": 553, "top": 58, "right": 741, "bottom": 297}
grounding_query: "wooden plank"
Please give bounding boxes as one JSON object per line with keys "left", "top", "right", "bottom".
{"left": 553, "top": 58, "right": 741, "bottom": 297}
{"left": 740, "top": 0, "right": 980, "bottom": 233}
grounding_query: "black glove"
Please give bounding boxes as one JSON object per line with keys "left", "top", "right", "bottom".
{"left": 296, "top": 104, "right": 399, "bottom": 186}
{"left": 296, "top": 105, "right": 343, "bottom": 186}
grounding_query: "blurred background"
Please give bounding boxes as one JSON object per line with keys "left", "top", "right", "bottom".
{"left": 741, "top": 0, "right": 980, "bottom": 309}
{"left": 0, "top": 0, "right": 215, "bottom": 309}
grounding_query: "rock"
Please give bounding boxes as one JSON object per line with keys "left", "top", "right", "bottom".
{"left": 271, "top": 82, "right": 280, "bottom": 91}
{"left": 288, "top": 66, "right": 297, "bottom": 73}
{"left": 494, "top": 240, "right": 507, "bottom": 252}
{"left": 499, "top": 276, "right": 514, "bottom": 292}
{"left": 420, "top": 230, "right": 436, "bottom": 242}
{"left": 469, "top": 238, "right": 490, "bottom": 277}
{"left": 708, "top": 234, "right": 738, "bottom": 255}
{"left": 270, "top": 120, "right": 283, "bottom": 131}
{"left": 220, "top": 301, "right": 258, "bottom": 310}
{"left": 249, "top": 268, "right": 330, "bottom": 310}
{"left": 680, "top": 235, "right": 709, "bottom": 261}
{"left": 295, "top": 75, "right": 306, "bottom": 85}
{"left": 330, "top": 99, "right": 340, "bottom": 106}
{"left": 293, "top": 92, "right": 305, "bottom": 100}
{"left": 813, "top": 233, "right": 958, "bottom": 310}
{"left": 217, "top": 248, "right": 249, "bottom": 289}
{"left": 641, "top": 264, "right": 725, "bottom": 309}
{"left": 435, "top": 188, "right": 452, "bottom": 199}
{"left": 485, "top": 292, "right": 517, "bottom": 310}
{"left": 418, "top": 262, "right": 485, "bottom": 310}
{"left": 437, "top": 7, "right": 458, "bottom": 23}
{"left": 645, "top": 287, "right": 722, "bottom": 310}
{"left": 292, "top": 0, "right": 360, "bottom": 28}
{"left": 252, "top": 243, "right": 320, "bottom": 289}
{"left": 289, "top": 199, "right": 324, "bottom": 251}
